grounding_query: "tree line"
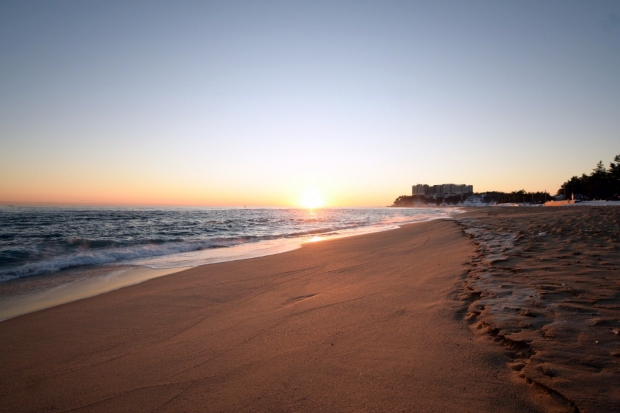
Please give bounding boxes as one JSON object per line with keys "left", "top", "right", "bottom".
{"left": 392, "top": 190, "right": 552, "bottom": 207}
{"left": 558, "top": 155, "right": 620, "bottom": 200}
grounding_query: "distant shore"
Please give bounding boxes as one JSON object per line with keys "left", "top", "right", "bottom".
{"left": 390, "top": 200, "right": 620, "bottom": 208}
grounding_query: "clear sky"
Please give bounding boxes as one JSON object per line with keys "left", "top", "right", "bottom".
{"left": 1, "top": 1, "right": 619, "bottom": 206}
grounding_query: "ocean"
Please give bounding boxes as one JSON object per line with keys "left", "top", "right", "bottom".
{"left": 0, "top": 206, "right": 460, "bottom": 319}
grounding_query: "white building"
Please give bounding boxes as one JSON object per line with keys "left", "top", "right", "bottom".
{"left": 412, "top": 183, "right": 473, "bottom": 197}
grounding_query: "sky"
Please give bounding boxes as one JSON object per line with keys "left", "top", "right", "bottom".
{"left": 1, "top": 1, "right": 619, "bottom": 207}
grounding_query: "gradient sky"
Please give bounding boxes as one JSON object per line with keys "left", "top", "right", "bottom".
{"left": 1, "top": 1, "right": 619, "bottom": 206}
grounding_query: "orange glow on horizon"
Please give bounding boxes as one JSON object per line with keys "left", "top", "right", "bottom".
{"left": 0, "top": 187, "right": 390, "bottom": 208}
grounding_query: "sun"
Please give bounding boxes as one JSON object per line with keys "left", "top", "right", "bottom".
{"left": 299, "top": 190, "right": 325, "bottom": 209}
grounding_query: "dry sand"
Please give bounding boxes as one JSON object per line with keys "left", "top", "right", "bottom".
{"left": 0, "top": 218, "right": 582, "bottom": 412}
{"left": 457, "top": 206, "right": 620, "bottom": 413}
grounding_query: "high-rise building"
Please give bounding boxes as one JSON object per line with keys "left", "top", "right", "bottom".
{"left": 411, "top": 183, "right": 474, "bottom": 197}
{"left": 412, "top": 184, "right": 429, "bottom": 195}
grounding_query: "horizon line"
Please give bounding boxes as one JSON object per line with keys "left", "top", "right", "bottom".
{"left": 0, "top": 202, "right": 391, "bottom": 209}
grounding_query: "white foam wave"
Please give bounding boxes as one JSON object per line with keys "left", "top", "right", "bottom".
{"left": 0, "top": 240, "right": 230, "bottom": 282}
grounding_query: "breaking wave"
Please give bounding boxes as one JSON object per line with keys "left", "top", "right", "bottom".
{"left": 0, "top": 207, "right": 459, "bottom": 281}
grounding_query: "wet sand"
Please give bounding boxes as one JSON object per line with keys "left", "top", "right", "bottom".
{"left": 457, "top": 206, "right": 620, "bottom": 413}
{"left": 0, "top": 266, "right": 189, "bottom": 321}
{"left": 0, "top": 218, "right": 574, "bottom": 412}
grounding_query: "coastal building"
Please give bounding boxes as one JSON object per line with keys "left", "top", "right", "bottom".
{"left": 412, "top": 184, "right": 428, "bottom": 195}
{"left": 412, "top": 183, "right": 473, "bottom": 197}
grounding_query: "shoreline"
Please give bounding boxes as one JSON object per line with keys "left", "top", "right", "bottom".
{"left": 0, "top": 212, "right": 460, "bottom": 321}
{"left": 0, "top": 266, "right": 188, "bottom": 322}
{"left": 0, "top": 218, "right": 555, "bottom": 413}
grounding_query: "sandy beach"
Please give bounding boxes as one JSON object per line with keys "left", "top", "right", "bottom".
{"left": 1, "top": 212, "right": 617, "bottom": 412}
{"left": 456, "top": 206, "right": 620, "bottom": 413}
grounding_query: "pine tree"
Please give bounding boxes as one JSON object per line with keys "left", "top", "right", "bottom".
{"left": 609, "top": 155, "right": 620, "bottom": 198}
{"left": 589, "top": 161, "right": 609, "bottom": 199}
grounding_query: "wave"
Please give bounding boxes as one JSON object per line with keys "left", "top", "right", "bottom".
{"left": 0, "top": 240, "right": 233, "bottom": 282}
{"left": 0, "top": 208, "right": 458, "bottom": 282}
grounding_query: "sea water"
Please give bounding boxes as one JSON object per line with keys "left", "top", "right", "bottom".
{"left": 0, "top": 206, "right": 459, "bottom": 319}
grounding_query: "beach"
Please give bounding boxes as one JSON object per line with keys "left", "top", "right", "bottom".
{"left": 1, "top": 210, "right": 618, "bottom": 412}
{"left": 457, "top": 206, "right": 620, "bottom": 413}
{"left": 3, "top": 1, "right": 620, "bottom": 411}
